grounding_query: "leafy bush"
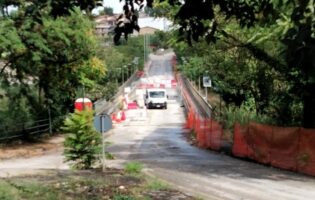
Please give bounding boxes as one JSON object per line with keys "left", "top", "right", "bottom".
{"left": 146, "top": 179, "right": 169, "bottom": 190}
{"left": 113, "top": 195, "right": 135, "bottom": 200}
{"left": 62, "top": 110, "right": 101, "bottom": 169}
{"left": 221, "top": 98, "right": 272, "bottom": 131}
{"left": 124, "top": 162, "right": 143, "bottom": 175}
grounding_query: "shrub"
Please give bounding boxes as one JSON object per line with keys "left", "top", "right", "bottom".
{"left": 221, "top": 98, "right": 272, "bottom": 131}
{"left": 113, "top": 195, "right": 135, "bottom": 200}
{"left": 124, "top": 162, "right": 143, "bottom": 175}
{"left": 146, "top": 179, "right": 169, "bottom": 190}
{"left": 62, "top": 110, "right": 101, "bottom": 169}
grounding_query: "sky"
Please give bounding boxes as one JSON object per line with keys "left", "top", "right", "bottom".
{"left": 103, "top": 0, "right": 124, "bottom": 14}
{"left": 94, "top": 0, "right": 143, "bottom": 15}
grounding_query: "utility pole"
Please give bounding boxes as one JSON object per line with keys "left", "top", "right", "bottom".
{"left": 143, "top": 34, "right": 146, "bottom": 62}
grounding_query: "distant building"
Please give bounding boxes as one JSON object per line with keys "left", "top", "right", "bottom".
{"left": 94, "top": 15, "right": 117, "bottom": 36}
{"left": 133, "top": 17, "right": 172, "bottom": 36}
{"left": 138, "top": 26, "right": 159, "bottom": 35}
{"left": 94, "top": 15, "right": 172, "bottom": 37}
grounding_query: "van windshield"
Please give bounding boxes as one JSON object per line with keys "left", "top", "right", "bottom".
{"left": 149, "top": 91, "right": 165, "bottom": 98}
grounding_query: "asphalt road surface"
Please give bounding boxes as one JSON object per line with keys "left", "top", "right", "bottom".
{"left": 106, "top": 52, "right": 315, "bottom": 200}
{"left": 1, "top": 52, "right": 315, "bottom": 200}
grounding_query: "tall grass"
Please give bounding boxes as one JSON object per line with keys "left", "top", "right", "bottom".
{"left": 124, "top": 162, "right": 144, "bottom": 175}
{"left": 221, "top": 102, "right": 272, "bottom": 131}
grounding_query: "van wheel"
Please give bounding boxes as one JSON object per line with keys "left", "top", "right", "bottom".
{"left": 164, "top": 103, "right": 167, "bottom": 109}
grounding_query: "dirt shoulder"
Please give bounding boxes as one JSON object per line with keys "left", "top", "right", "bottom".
{"left": 0, "top": 168, "right": 197, "bottom": 200}
{"left": 0, "top": 135, "right": 64, "bottom": 160}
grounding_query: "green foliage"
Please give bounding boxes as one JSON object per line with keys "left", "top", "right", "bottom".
{"left": 150, "top": 31, "right": 172, "bottom": 49}
{"left": 173, "top": 22, "right": 304, "bottom": 127}
{"left": 62, "top": 110, "right": 101, "bottom": 169}
{"left": 0, "top": 0, "right": 102, "bottom": 18}
{"left": 103, "top": 7, "right": 114, "bottom": 16}
{"left": 113, "top": 195, "right": 135, "bottom": 200}
{"left": 220, "top": 99, "right": 273, "bottom": 131}
{"left": 124, "top": 162, "right": 144, "bottom": 175}
{"left": 0, "top": 182, "right": 15, "bottom": 200}
{"left": 0, "top": 85, "right": 34, "bottom": 124}
{"left": 146, "top": 179, "right": 169, "bottom": 191}
{"left": 1, "top": 6, "right": 106, "bottom": 123}
{"left": 111, "top": 0, "right": 315, "bottom": 127}
{"left": 94, "top": 35, "right": 144, "bottom": 100}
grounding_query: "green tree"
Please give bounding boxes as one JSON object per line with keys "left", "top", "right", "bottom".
{"left": 115, "top": 0, "right": 315, "bottom": 127}
{"left": 62, "top": 110, "right": 101, "bottom": 169}
{"left": 0, "top": 8, "right": 105, "bottom": 118}
{"left": 104, "top": 6, "right": 113, "bottom": 15}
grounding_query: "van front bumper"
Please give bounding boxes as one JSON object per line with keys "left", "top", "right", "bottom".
{"left": 148, "top": 102, "right": 166, "bottom": 108}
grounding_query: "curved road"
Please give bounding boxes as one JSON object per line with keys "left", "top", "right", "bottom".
{"left": 106, "top": 52, "right": 315, "bottom": 200}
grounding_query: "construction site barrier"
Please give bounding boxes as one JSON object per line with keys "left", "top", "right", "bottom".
{"left": 232, "top": 122, "right": 315, "bottom": 176}
{"left": 177, "top": 70, "right": 315, "bottom": 176}
{"left": 177, "top": 73, "right": 223, "bottom": 150}
{"left": 298, "top": 128, "right": 315, "bottom": 176}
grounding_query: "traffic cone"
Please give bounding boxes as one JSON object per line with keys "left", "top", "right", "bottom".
{"left": 121, "top": 111, "right": 126, "bottom": 121}
{"left": 116, "top": 111, "right": 122, "bottom": 123}
{"left": 111, "top": 113, "right": 117, "bottom": 122}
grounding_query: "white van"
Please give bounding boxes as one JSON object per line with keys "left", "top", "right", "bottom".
{"left": 145, "top": 88, "right": 168, "bottom": 109}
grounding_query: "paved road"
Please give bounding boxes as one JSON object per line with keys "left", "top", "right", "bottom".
{"left": 1, "top": 52, "right": 315, "bottom": 199}
{"left": 0, "top": 136, "right": 68, "bottom": 177}
{"left": 106, "top": 52, "right": 315, "bottom": 200}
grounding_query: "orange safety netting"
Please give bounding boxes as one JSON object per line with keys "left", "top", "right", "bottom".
{"left": 177, "top": 73, "right": 223, "bottom": 150}
{"left": 233, "top": 122, "right": 315, "bottom": 176}
{"left": 232, "top": 123, "right": 249, "bottom": 158}
{"left": 195, "top": 115, "right": 207, "bottom": 148}
{"left": 177, "top": 72, "right": 315, "bottom": 176}
{"left": 270, "top": 126, "right": 300, "bottom": 171}
{"left": 297, "top": 128, "right": 315, "bottom": 176}
{"left": 206, "top": 119, "right": 223, "bottom": 150}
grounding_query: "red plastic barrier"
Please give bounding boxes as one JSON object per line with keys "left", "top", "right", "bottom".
{"left": 111, "top": 113, "right": 121, "bottom": 123}
{"left": 136, "top": 70, "right": 144, "bottom": 77}
{"left": 137, "top": 83, "right": 146, "bottom": 89}
{"left": 146, "top": 84, "right": 154, "bottom": 88}
{"left": 195, "top": 115, "right": 201, "bottom": 146}
{"left": 232, "top": 123, "right": 249, "bottom": 158}
{"left": 180, "top": 72, "right": 223, "bottom": 150}
{"left": 232, "top": 122, "right": 315, "bottom": 176}
{"left": 196, "top": 116, "right": 207, "bottom": 148}
{"left": 270, "top": 126, "right": 300, "bottom": 171}
{"left": 297, "top": 128, "right": 315, "bottom": 176}
{"left": 208, "top": 119, "right": 223, "bottom": 150}
{"left": 120, "top": 111, "right": 126, "bottom": 121}
{"left": 127, "top": 102, "right": 138, "bottom": 110}
{"left": 246, "top": 123, "right": 273, "bottom": 164}
{"left": 185, "top": 109, "right": 194, "bottom": 130}
{"left": 171, "top": 79, "right": 177, "bottom": 87}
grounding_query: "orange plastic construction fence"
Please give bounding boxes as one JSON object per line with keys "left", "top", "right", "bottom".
{"left": 206, "top": 119, "right": 223, "bottom": 150}
{"left": 297, "top": 128, "right": 315, "bottom": 176}
{"left": 232, "top": 122, "right": 315, "bottom": 176}
{"left": 177, "top": 73, "right": 223, "bottom": 150}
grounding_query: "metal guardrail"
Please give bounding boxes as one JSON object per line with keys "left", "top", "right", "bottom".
{"left": 94, "top": 71, "right": 140, "bottom": 115}
{"left": 179, "top": 74, "right": 215, "bottom": 119}
{"left": 0, "top": 118, "right": 51, "bottom": 141}
{"left": 95, "top": 60, "right": 152, "bottom": 115}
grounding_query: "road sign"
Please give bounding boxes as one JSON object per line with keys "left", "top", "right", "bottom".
{"left": 94, "top": 114, "right": 112, "bottom": 133}
{"left": 203, "top": 76, "right": 212, "bottom": 87}
{"left": 94, "top": 114, "right": 113, "bottom": 172}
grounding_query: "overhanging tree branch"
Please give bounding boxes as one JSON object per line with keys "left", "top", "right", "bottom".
{"left": 0, "top": 61, "right": 11, "bottom": 76}
{"left": 219, "top": 30, "right": 286, "bottom": 71}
